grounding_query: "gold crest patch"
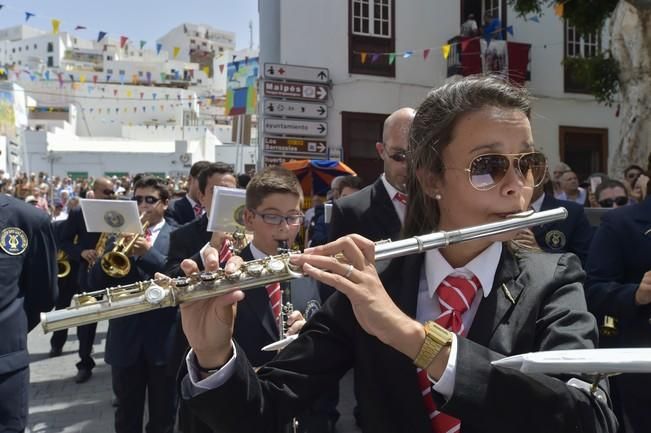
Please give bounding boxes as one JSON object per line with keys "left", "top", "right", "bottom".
{"left": 0, "top": 227, "right": 28, "bottom": 256}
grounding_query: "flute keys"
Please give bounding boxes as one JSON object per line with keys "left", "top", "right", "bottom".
{"left": 267, "top": 259, "right": 285, "bottom": 274}
{"left": 200, "top": 272, "right": 217, "bottom": 282}
{"left": 246, "top": 262, "right": 264, "bottom": 277}
{"left": 145, "top": 284, "right": 166, "bottom": 305}
{"left": 173, "top": 277, "right": 191, "bottom": 287}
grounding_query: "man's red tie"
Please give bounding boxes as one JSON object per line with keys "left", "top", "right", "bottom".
{"left": 193, "top": 203, "right": 203, "bottom": 217}
{"left": 418, "top": 274, "right": 480, "bottom": 433}
{"left": 266, "top": 282, "right": 282, "bottom": 329}
{"left": 394, "top": 191, "right": 408, "bottom": 205}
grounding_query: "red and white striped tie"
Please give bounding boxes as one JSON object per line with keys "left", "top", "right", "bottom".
{"left": 394, "top": 191, "right": 408, "bottom": 205}
{"left": 218, "top": 238, "right": 232, "bottom": 266}
{"left": 266, "top": 282, "right": 282, "bottom": 328}
{"left": 418, "top": 274, "right": 480, "bottom": 433}
{"left": 193, "top": 203, "right": 203, "bottom": 218}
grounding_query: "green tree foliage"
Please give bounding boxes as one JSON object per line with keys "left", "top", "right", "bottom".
{"left": 510, "top": 0, "right": 621, "bottom": 104}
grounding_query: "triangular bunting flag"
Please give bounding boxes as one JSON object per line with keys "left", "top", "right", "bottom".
{"left": 25, "top": 12, "right": 35, "bottom": 22}
{"left": 360, "top": 52, "right": 367, "bottom": 64}
{"left": 506, "top": 25, "right": 514, "bottom": 36}
{"left": 52, "top": 19, "right": 61, "bottom": 35}
{"left": 402, "top": 51, "right": 413, "bottom": 59}
{"left": 93, "top": 75, "right": 98, "bottom": 84}
{"left": 529, "top": 16, "right": 540, "bottom": 23}
{"left": 441, "top": 44, "right": 451, "bottom": 60}
{"left": 554, "top": 3, "right": 564, "bottom": 17}
{"left": 140, "top": 40, "right": 146, "bottom": 49}
{"left": 173, "top": 47, "right": 180, "bottom": 58}
{"left": 371, "top": 53, "right": 380, "bottom": 63}
{"left": 75, "top": 25, "right": 86, "bottom": 31}
{"left": 98, "top": 31, "right": 107, "bottom": 42}
{"left": 120, "top": 36, "right": 128, "bottom": 49}
{"left": 202, "top": 66, "right": 210, "bottom": 76}
{"left": 388, "top": 53, "right": 396, "bottom": 64}
{"left": 156, "top": 43, "right": 163, "bottom": 54}
{"left": 219, "top": 64, "right": 225, "bottom": 74}
{"left": 423, "top": 48, "right": 430, "bottom": 60}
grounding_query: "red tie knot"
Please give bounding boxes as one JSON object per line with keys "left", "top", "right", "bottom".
{"left": 394, "top": 192, "right": 408, "bottom": 205}
{"left": 435, "top": 274, "right": 480, "bottom": 335}
{"left": 193, "top": 203, "right": 203, "bottom": 217}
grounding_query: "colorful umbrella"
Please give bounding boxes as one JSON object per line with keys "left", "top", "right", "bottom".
{"left": 281, "top": 160, "right": 356, "bottom": 197}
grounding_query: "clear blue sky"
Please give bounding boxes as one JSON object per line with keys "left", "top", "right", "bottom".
{"left": 0, "top": 0, "right": 258, "bottom": 50}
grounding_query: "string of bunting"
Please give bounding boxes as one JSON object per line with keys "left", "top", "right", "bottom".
{"left": 0, "top": 2, "right": 188, "bottom": 59}
{"left": 352, "top": 4, "right": 567, "bottom": 64}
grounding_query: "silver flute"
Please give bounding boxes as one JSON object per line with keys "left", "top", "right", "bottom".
{"left": 40, "top": 207, "right": 567, "bottom": 333}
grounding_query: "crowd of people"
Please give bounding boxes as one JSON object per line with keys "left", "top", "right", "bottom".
{"left": 2, "top": 74, "right": 651, "bottom": 433}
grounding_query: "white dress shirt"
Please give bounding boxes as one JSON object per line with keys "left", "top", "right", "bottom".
{"left": 380, "top": 174, "right": 406, "bottom": 225}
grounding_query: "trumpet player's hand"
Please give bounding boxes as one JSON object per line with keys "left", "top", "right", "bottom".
{"left": 513, "top": 228, "right": 540, "bottom": 249}
{"left": 286, "top": 310, "right": 306, "bottom": 336}
{"left": 130, "top": 237, "right": 151, "bottom": 257}
{"left": 209, "top": 231, "right": 231, "bottom": 250}
{"left": 634, "top": 270, "right": 651, "bottom": 305}
{"left": 289, "top": 235, "right": 422, "bottom": 361}
{"left": 81, "top": 249, "right": 98, "bottom": 264}
{"left": 179, "top": 246, "right": 246, "bottom": 371}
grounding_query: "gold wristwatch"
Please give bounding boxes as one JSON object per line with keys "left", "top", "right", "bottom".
{"left": 414, "top": 321, "right": 453, "bottom": 369}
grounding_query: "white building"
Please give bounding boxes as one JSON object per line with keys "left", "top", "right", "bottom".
{"left": 0, "top": 23, "right": 249, "bottom": 177}
{"left": 260, "top": 0, "right": 620, "bottom": 183}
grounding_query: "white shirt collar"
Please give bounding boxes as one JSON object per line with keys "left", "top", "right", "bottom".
{"left": 148, "top": 219, "right": 165, "bottom": 234}
{"left": 249, "top": 242, "right": 267, "bottom": 260}
{"left": 530, "top": 192, "right": 545, "bottom": 212}
{"left": 381, "top": 173, "right": 401, "bottom": 200}
{"left": 424, "top": 242, "right": 502, "bottom": 299}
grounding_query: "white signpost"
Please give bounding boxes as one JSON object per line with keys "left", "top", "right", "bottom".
{"left": 264, "top": 118, "right": 328, "bottom": 138}
{"left": 264, "top": 63, "right": 329, "bottom": 83}
{"left": 264, "top": 99, "right": 328, "bottom": 119}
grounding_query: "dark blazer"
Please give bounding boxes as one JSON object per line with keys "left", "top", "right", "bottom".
{"left": 185, "top": 247, "right": 617, "bottom": 433}
{"left": 60, "top": 206, "right": 100, "bottom": 290}
{"left": 585, "top": 196, "right": 651, "bottom": 433}
{"left": 89, "top": 222, "right": 177, "bottom": 368}
{"left": 531, "top": 194, "right": 594, "bottom": 264}
{"left": 0, "top": 196, "right": 58, "bottom": 374}
{"left": 165, "top": 196, "right": 197, "bottom": 228}
{"left": 320, "top": 177, "right": 402, "bottom": 300}
{"left": 329, "top": 177, "right": 402, "bottom": 243}
{"left": 164, "top": 214, "right": 210, "bottom": 278}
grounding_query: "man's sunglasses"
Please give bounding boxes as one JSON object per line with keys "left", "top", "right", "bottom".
{"left": 387, "top": 150, "right": 408, "bottom": 163}
{"left": 451, "top": 152, "right": 547, "bottom": 191}
{"left": 598, "top": 196, "right": 628, "bottom": 208}
{"left": 99, "top": 189, "right": 115, "bottom": 196}
{"left": 133, "top": 195, "right": 161, "bottom": 205}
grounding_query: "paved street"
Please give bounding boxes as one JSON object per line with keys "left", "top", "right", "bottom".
{"left": 26, "top": 320, "right": 361, "bottom": 433}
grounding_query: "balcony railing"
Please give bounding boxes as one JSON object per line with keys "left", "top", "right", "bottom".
{"left": 446, "top": 36, "right": 531, "bottom": 84}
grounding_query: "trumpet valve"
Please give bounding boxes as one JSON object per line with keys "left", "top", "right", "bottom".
{"left": 600, "top": 315, "right": 618, "bottom": 337}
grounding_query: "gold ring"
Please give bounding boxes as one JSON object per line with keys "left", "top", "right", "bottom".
{"left": 343, "top": 264, "right": 354, "bottom": 279}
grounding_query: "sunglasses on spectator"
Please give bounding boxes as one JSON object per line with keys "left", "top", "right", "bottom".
{"left": 387, "top": 150, "right": 408, "bottom": 163}
{"left": 447, "top": 152, "right": 547, "bottom": 191}
{"left": 250, "top": 210, "right": 304, "bottom": 226}
{"left": 133, "top": 195, "right": 161, "bottom": 205}
{"left": 598, "top": 196, "right": 628, "bottom": 208}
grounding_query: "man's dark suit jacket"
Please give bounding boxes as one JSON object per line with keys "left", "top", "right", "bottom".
{"left": 165, "top": 196, "right": 196, "bottom": 228}
{"left": 60, "top": 206, "right": 100, "bottom": 290}
{"left": 164, "top": 214, "right": 210, "bottom": 278}
{"left": 185, "top": 247, "right": 617, "bottom": 433}
{"left": 88, "top": 222, "right": 176, "bottom": 368}
{"left": 585, "top": 196, "right": 651, "bottom": 433}
{"left": 329, "top": 177, "right": 401, "bottom": 243}
{"left": 0, "top": 196, "right": 58, "bottom": 372}
{"left": 320, "top": 177, "right": 401, "bottom": 300}
{"left": 531, "top": 194, "right": 593, "bottom": 264}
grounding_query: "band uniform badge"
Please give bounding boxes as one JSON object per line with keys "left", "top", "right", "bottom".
{"left": 545, "top": 229, "right": 566, "bottom": 250}
{"left": 0, "top": 227, "right": 28, "bottom": 256}
{"left": 104, "top": 210, "right": 126, "bottom": 229}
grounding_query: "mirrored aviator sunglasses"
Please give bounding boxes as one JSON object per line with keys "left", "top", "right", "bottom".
{"left": 466, "top": 152, "right": 547, "bottom": 191}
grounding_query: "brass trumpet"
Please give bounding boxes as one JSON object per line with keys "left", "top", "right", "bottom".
{"left": 57, "top": 250, "right": 71, "bottom": 279}
{"left": 100, "top": 215, "right": 150, "bottom": 278}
